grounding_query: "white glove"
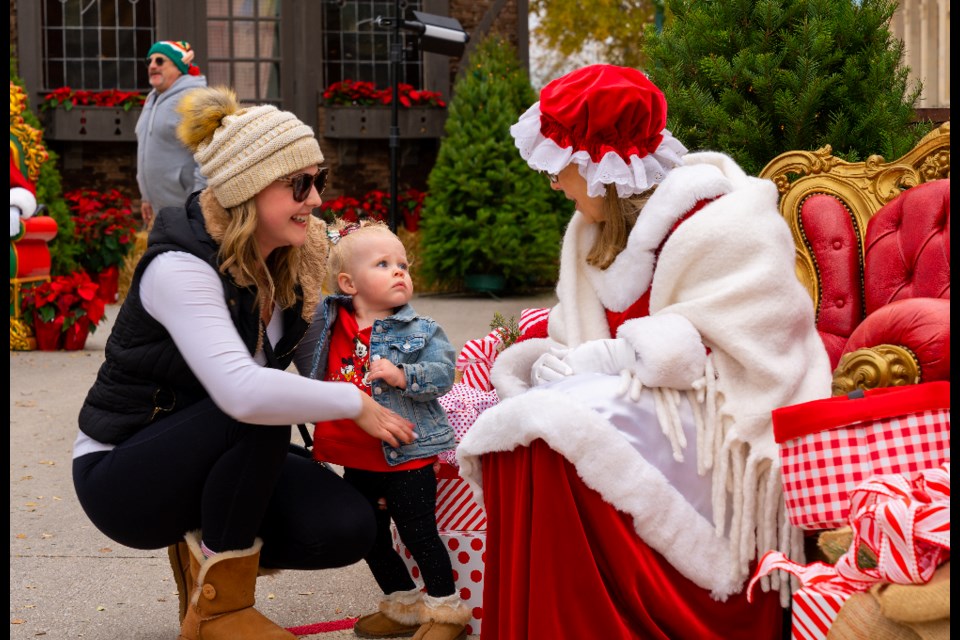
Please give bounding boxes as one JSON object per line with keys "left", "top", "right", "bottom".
{"left": 531, "top": 339, "right": 638, "bottom": 387}
{"left": 531, "top": 347, "right": 572, "bottom": 386}
{"left": 561, "top": 338, "right": 638, "bottom": 376}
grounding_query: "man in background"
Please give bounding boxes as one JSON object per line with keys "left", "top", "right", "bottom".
{"left": 135, "top": 40, "right": 208, "bottom": 228}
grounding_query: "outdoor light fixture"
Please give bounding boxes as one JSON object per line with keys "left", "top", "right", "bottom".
{"left": 404, "top": 11, "right": 470, "bottom": 57}
{"left": 373, "top": 3, "right": 469, "bottom": 232}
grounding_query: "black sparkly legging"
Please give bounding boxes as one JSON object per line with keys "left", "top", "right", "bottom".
{"left": 343, "top": 465, "right": 456, "bottom": 598}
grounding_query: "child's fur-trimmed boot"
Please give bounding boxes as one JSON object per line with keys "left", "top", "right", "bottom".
{"left": 412, "top": 594, "right": 470, "bottom": 640}
{"left": 353, "top": 587, "right": 422, "bottom": 638}
{"left": 177, "top": 531, "right": 294, "bottom": 640}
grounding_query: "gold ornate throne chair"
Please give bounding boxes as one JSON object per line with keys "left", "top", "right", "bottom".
{"left": 760, "top": 122, "right": 950, "bottom": 395}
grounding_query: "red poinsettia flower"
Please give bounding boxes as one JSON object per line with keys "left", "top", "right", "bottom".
{"left": 323, "top": 80, "right": 446, "bottom": 108}
{"left": 21, "top": 271, "right": 107, "bottom": 333}
{"left": 41, "top": 88, "right": 146, "bottom": 112}
{"left": 64, "top": 188, "right": 139, "bottom": 274}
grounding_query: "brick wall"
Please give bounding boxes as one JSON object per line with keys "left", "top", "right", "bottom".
{"left": 47, "top": 140, "right": 143, "bottom": 210}
{"left": 9, "top": 2, "right": 17, "bottom": 62}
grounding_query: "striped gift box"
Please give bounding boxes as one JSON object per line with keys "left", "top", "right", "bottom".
{"left": 436, "top": 461, "right": 486, "bottom": 531}
{"left": 790, "top": 587, "right": 850, "bottom": 640}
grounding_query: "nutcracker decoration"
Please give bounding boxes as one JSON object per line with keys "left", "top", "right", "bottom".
{"left": 10, "top": 81, "right": 57, "bottom": 350}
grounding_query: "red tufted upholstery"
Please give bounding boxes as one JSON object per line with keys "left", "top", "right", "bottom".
{"left": 863, "top": 179, "right": 950, "bottom": 312}
{"left": 798, "top": 194, "right": 865, "bottom": 366}
{"left": 800, "top": 179, "right": 950, "bottom": 379}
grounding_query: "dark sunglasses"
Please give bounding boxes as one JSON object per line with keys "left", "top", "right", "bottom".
{"left": 145, "top": 56, "right": 168, "bottom": 67}
{"left": 278, "top": 166, "right": 329, "bottom": 202}
{"left": 540, "top": 170, "right": 559, "bottom": 184}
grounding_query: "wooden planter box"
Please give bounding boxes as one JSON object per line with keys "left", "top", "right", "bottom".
{"left": 45, "top": 107, "right": 140, "bottom": 141}
{"left": 324, "top": 106, "right": 447, "bottom": 139}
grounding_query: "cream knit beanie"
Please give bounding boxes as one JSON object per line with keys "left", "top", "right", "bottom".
{"left": 176, "top": 86, "right": 323, "bottom": 208}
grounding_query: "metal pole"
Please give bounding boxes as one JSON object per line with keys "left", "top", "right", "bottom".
{"left": 388, "top": 0, "right": 401, "bottom": 233}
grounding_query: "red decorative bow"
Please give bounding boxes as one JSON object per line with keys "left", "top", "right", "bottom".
{"left": 748, "top": 462, "right": 950, "bottom": 600}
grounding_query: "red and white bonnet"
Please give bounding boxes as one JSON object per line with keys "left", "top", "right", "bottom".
{"left": 510, "top": 64, "right": 687, "bottom": 198}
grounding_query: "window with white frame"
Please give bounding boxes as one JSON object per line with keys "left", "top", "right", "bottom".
{"left": 40, "top": 0, "right": 156, "bottom": 91}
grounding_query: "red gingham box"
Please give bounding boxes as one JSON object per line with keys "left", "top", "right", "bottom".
{"left": 790, "top": 587, "right": 851, "bottom": 640}
{"left": 773, "top": 381, "right": 950, "bottom": 530}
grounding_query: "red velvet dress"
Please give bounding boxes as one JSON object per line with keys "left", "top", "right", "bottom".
{"left": 477, "top": 292, "right": 784, "bottom": 639}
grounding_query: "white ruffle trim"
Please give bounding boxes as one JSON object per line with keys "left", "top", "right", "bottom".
{"left": 510, "top": 102, "right": 689, "bottom": 198}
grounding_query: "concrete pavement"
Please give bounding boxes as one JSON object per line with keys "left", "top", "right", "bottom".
{"left": 10, "top": 290, "right": 557, "bottom": 639}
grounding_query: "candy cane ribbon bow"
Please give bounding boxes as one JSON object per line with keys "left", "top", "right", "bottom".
{"left": 455, "top": 331, "right": 502, "bottom": 391}
{"left": 747, "top": 462, "right": 950, "bottom": 600}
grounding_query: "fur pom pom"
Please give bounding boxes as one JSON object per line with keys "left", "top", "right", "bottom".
{"left": 176, "top": 86, "right": 240, "bottom": 152}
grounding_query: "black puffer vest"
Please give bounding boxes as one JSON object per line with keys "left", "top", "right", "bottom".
{"left": 78, "top": 192, "right": 309, "bottom": 445}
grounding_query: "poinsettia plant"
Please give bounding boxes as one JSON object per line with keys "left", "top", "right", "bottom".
{"left": 41, "top": 87, "right": 146, "bottom": 111}
{"left": 318, "top": 188, "right": 427, "bottom": 230}
{"left": 322, "top": 80, "right": 446, "bottom": 108}
{"left": 64, "top": 188, "right": 139, "bottom": 273}
{"left": 20, "top": 271, "right": 106, "bottom": 333}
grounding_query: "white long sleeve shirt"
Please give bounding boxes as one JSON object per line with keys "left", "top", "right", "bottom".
{"left": 73, "top": 251, "right": 361, "bottom": 458}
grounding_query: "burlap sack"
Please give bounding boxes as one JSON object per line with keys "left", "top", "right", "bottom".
{"left": 816, "top": 527, "right": 877, "bottom": 568}
{"left": 826, "top": 562, "right": 949, "bottom": 640}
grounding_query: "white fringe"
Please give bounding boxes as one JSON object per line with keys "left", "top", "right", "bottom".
{"left": 653, "top": 387, "right": 686, "bottom": 462}
{"left": 653, "top": 353, "right": 796, "bottom": 601}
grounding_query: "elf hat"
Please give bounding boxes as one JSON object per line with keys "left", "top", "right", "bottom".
{"left": 510, "top": 64, "right": 687, "bottom": 198}
{"left": 147, "top": 40, "right": 201, "bottom": 76}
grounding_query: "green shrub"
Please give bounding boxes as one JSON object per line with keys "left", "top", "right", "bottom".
{"left": 643, "top": 0, "right": 934, "bottom": 175}
{"left": 419, "top": 36, "right": 571, "bottom": 292}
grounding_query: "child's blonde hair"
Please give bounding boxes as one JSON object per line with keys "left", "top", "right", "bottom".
{"left": 586, "top": 184, "right": 657, "bottom": 270}
{"left": 325, "top": 219, "right": 403, "bottom": 293}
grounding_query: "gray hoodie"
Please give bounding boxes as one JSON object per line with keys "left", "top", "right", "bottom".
{"left": 135, "top": 74, "right": 209, "bottom": 211}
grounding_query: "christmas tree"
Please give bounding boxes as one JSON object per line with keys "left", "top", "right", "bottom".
{"left": 643, "top": 0, "right": 932, "bottom": 175}
{"left": 419, "top": 36, "right": 571, "bottom": 292}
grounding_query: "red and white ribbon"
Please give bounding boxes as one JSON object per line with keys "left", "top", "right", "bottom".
{"left": 747, "top": 462, "right": 950, "bottom": 601}
{"left": 456, "top": 331, "right": 501, "bottom": 391}
{"left": 519, "top": 307, "right": 550, "bottom": 335}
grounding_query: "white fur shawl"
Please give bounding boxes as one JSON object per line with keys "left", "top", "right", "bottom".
{"left": 457, "top": 152, "right": 833, "bottom": 601}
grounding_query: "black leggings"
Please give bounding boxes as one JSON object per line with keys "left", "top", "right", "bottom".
{"left": 73, "top": 397, "right": 376, "bottom": 569}
{"left": 344, "top": 465, "right": 456, "bottom": 598}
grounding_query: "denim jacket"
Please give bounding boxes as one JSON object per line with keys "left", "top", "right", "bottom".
{"left": 299, "top": 295, "right": 457, "bottom": 466}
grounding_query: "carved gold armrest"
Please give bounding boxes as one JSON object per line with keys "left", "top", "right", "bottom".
{"left": 831, "top": 344, "right": 920, "bottom": 396}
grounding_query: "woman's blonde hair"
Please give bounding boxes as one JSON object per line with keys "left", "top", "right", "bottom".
{"left": 217, "top": 199, "right": 303, "bottom": 312}
{"left": 325, "top": 219, "right": 401, "bottom": 294}
{"left": 586, "top": 184, "right": 657, "bottom": 270}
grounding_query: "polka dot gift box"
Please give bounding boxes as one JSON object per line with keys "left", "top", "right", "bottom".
{"left": 392, "top": 525, "right": 486, "bottom": 636}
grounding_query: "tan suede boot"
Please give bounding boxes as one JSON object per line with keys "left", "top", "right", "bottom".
{"left": 169, "top": 532, "right": 282, "bottom": 624}
{"left": 168, "top": 541, "right": 194, "bottom": 623}
{"left": 169, "top": 532, "right": 208, "bottom": 624}
{"left": 178, "top": 532, "right": 294, "bottom": 640}
{"left": 412, "top": 594, "right": 470, "bottom": 640}
{"left": 354, "top": 588, "right": 422, "bottom": 638}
